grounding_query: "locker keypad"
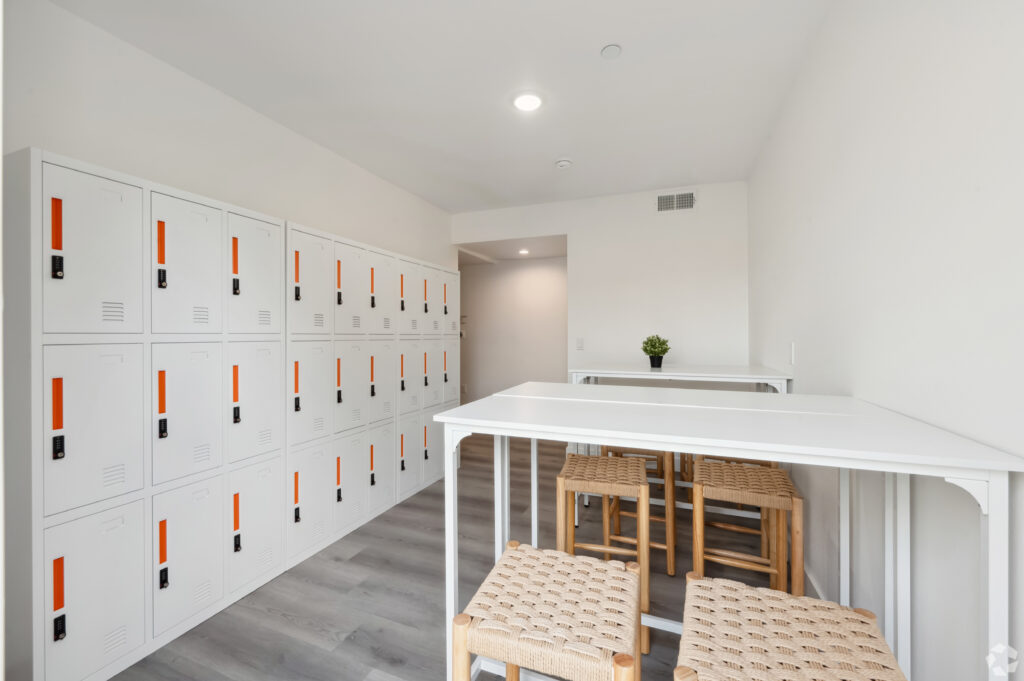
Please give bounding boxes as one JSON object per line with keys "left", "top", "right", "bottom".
{"left": 401, "top": 460, "right": 406, "bottom": 472}
{"left": 51, "top": 255, "right": 64, "bottom": 280}
{"left": 52, "top": 435, "right": 65, "bottom": 460}
{"left": 293, "top": 507, "right": 301, "bottom": 523}
{"left": 400, "top": 300, "right": 405, "bottom": 311}
{"left": 157, "top": 268, "right": 167, "bottom": 288}
{"left": 294, "top": 285, "right": 301, "bottom": 301}
{"left": 158, "top": 418, "right": 168, "bottom": 439}
{"left": 232, "top": 278, "right": 240, "bottom": 296}
{"left": 159, "top": 567, "right": 169, "bottom": 589}
{"left": 294, "top": 397, "right": 301, "bottom": 412}
{"left": 336, "top": 488, "right": 342, "bottom": 502}
{"left": 400, "top": 379, "right": 405, "bottom": 391}
{"left": 370, "top": 295, "right": 376, "bottom": 309}
{"left": 233, "top": 534, "right": 241, "bottom": 553}
{"left": 336, "top": 389, "right": 343, "bottom": 404}
{"left": 53, "top": 614, "right": 66, "bottom": 641}
{"left": 444, "top": 373, "right": 449, "bottom": 383}
{"left": 233, "top": 406, "right": 241, "bottom": 424}
{"left": 424, "top": 448, "right": 429, "bottom": 460}
{"left": 337, "top": 291, "right": 343, "bottom": 305}
{"left": 370, "top": 472, "right": 376, "bottom": 486}
{"left": 370, "top": 384, "right": 376, "bottom": 397}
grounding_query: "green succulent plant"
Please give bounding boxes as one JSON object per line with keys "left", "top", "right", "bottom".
{"left": 641, "top": 335, "right": 670, "bottom": 357}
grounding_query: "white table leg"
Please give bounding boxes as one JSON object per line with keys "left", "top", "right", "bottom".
{"left": 839, "top": 468, "right": 851, "bottom": 606}
{"left": 444, "top": 426, "right": 460, "bottom": 681}
{"left": 896, "top": 473, "right": 911, "bottom": 678}
{"left": 987, "top": 471, "right": 1010, "bottom": 681}
{"left": 493, "top": 435, "right": 511, "bottom": 562}
{"left": 503, "top": 436, "right": 511, "bottom": 547}
{"left": 531, "top": 438, "right": 539, "bottom": 547}
{"left": 884, "top": 473, "right": 895, "bottom": 648}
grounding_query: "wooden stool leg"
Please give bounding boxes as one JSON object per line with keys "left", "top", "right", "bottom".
{"left": 674, "top": 666, "right": 699, "bottom": 681}
{"left": 692, "top": 482, "right": 705, "bottom": 577}
{"left": 760, "top": 508, "right": 770, "bottom": 560}
{"left": 453, "top": 614, "right": 471, "bottom": 681}
{"left": 602, "top": 495, "right": 611, "bottom": 561}
{"left": 506, "top": 664, "right": 520, "bottom": 681}
{"left": 663, "top": 451, "right": 676, "bottom": 576}
{"left": 637, "top": 484, "right": 650, "bottom": 654}
{"left": 767, "top": 509, "right": 778, "bottom": 590}
{"left": 556, "top": 476, "right": 567, "bottom": 552}
{"left": 775, "top": 508, "right": 788, "bottom": 593}
{"left": 791, "top": 497, "right": 804, "bottom": 596}
{"left": 613, "top": 495, "right": 622, "bottom": 535}
{"left": 613, "top": 653, "right": 636, "bottom": 681}
{"left": 566, "top": 488, "right": 576, "bottom": 555}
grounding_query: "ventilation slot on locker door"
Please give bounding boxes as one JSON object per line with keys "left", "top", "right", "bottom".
{"left": 193, "top": 445, "right": 211, "bottom": 464}
{"left": 102, "top": 301, "right": 126, "bottom": 323}
{"left": 257, "top": 547, "right": 274, "bottom": 570}
{"left": 192, "top": 306, "right": 210, "bottom": 325}
{"left": 102, "top": 464, "right": 127, "bottom": 488}
{"left": 102, "top": 625, "right": 128, "bottom": 654}
{"left": 193, "top": 580, "right": 214, "bottom": 606}
{"left": 258, "top": 310, "right": 272, "bottom": 326}
{"left": 352, "top": 316, "right": 361, "bottom": 329}
{"left": 313, "top": 417, "right": 325, "bottom": 433}
{"left": 256, "top": 429, "right": 272, "bottom": 446}
{"left": 314, "top": 313, "right": 325, "bottom": 328}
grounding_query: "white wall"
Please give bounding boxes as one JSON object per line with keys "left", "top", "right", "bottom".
{"left": 453, "top": 182, "right": 749, "bottom": 368}
{"left": 748, "top": 2, "right": 1024, "bottom": 679}
{"left": 460, "top": 258, "right": 567, "bottom": 401}
{"left": 2, "top": 0, "right": 455, "bottom": 268}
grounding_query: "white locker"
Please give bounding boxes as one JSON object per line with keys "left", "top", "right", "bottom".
{"left": 228, "top": 457, "right": 284, "bottom": 592}
{"left": 288, "top": 341, "right": 333, "bottom": 445}
{"left": 443, "top": 339, "right": 460, "bottom": 404}
{"left": 227, "top": 342, "right": 283, "bottom": 462}
{"left": 153, "top": 477, "right": 224, "bottom": 636}
{"left": 43, "top": 344, "right": 144, "bottom": 516}
{"left": 287, "top": 441, "right": 332, "bottom": 556}
{"left": 227, "top": 213, "right": 282, "bottom": 333}
{"left": 151, "top": 193, "right": 223, "bottom": 333}
{"left": 442, "top": 271, "right": 460, "bottom": 335}
{"left": 365, "top": 250, "right": 397, "bottom": 335}
{"left": 366, "top": 422, "right": 396, "bottom": 516}
{"left": 397, "top": 342, "right": 421, "bottom": 415}
{"left": 334, "top": 340, "right": 366, "bottom": 432}
{"left": 396, "top": 260, "right": 422, "bottom": 335}
{"left": 397, "top": 413, "right": 423, "bottom": 499}
{"left": 42, "top": 163, "right": 144, "bottom": 334}
{"left": 332, "top": 432, "right": 369, "bottom": 533}
{"left": 334, "top": 241, "right": 368, "bottom": 335}
{"left": 152, "top": 343, "right": 222, "bottom": 485}
{"left": 423, "top": 407, "right": 446, "bottom": 484}
{"left": 288, "top": 229, "right": 333, "bottom": 334}
{"left": 366, "top": 340, "right": 396, "bottom": 424}
{"left": 423, "top": 268, "right": 444, "bottom": 335}
{"left": 43, "top": 501, "right": 145, "bottom": 681}
{"left": 423, "top": 340, "right": 444, "bottom": 408}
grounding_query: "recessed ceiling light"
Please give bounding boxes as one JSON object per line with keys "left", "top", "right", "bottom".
{"left": 601, "top": 44, "right": 622, "bottom": 59}
{"left": 519, "top": 249, "right": 530, "bottom": 255}
{"left": 513, "top": 93, "right": 542, "bottom": 112}
{"left": 555, "top": 158, "right": 573, "bottom": 169}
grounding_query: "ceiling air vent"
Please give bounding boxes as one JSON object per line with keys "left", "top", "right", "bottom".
{"left": 657, "top": 192, "right": 696, "bottom": 212}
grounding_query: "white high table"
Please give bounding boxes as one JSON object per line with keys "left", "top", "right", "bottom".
{"left": 569, "top": 363, "right": 792, "bottom": 394}
{"left": 437, "top": 382, "right": 1024, "bottom": 681}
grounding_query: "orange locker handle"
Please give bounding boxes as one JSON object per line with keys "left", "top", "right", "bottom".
{"left": 400, "top": 274, "right": 405, "bottom": 311}
{"left": 50, "top": 198, "right": 65, "bottom": 280}
{"left": 369, "top": 444, "right": 376, "bottom": 486}
{"left": 156, "top": 221, "right": 168, "bottom": 289}
{"left": 157, "top": 370, "right": 168, "bottom": 439}
{"left": 293, "top": 251, "right": 301, "bottom": 301}
{"left": 293, "top": 472, "right": 301, "bottom": 523}
{"left": 232, "top": 237, "right": 240, "bottom": 296}
{"left": 52, "top": 556, "right": 66, "bottom": 641}
{"left": 424, "top": 425, "right": 429, "bottom": 460}
{"left": 51, "top": 378, "right": 66, "bottom": 460}
{"left": 158, "top": 520, "right": 169, "bottom": 589}
{"left": 400, "top": 434, "right": 406, "bottom": 472}
{"left": 233, "top": 493, "right": 242, "bottom": 552}
{"left": 335, "top": 457, "right": 343, "bottom": 503}
{"left": 369, "top": 267, "right": 376, "bottom": 308}
{"left": 232, "top": 365, "right": 241, "bottom": 424}
{"left": 336, "top": 260, "right": 343, "bottom": 306}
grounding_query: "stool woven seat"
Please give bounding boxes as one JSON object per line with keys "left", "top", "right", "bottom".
{"left": 560, "top": 453, "right": 649, "bottom": 495}
{"left": 462, "top": 543, "right": 640, "bottom": 681}
{"left": 676, "top": 574, "right": 906, "bottom": 681}
{"left": 693, "top": 462, "right": 799, "bottom": 510}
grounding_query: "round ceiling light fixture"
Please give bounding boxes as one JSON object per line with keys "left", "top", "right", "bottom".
{"left": 601, "top": 44, "right": 622, "bottom": 59}
{"left": 518, "top": 249, "right": 530, "bottom": 255}
{"left": 513, "top": 93, "right": 543, "bottom": 112}
{"left": 555, "top": 158, "right": 573, "bottom": 169}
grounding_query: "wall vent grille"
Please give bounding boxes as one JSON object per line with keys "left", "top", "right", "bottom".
{"left": 657, "top": 192, "right": 696, "bottom": 212}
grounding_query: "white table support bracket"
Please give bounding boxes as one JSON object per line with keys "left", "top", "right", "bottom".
{"left": 944, "top": 476, "right": 990, "bottom": 515}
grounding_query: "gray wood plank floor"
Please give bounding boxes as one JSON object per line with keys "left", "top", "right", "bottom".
{"left": 114, "top": 436, "right": 768, "bottom": 681}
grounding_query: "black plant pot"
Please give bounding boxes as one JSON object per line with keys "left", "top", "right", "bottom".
{"left": 649, "top": 355, "right": 663, "bottom": 368}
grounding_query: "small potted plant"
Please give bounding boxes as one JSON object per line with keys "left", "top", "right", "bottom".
{"left": 641, "top": 335, "right": 670, "bottom": 368}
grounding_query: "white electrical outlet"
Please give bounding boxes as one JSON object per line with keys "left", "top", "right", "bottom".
{"left": 790, "top": 341, "right": 797, "bottom": 365}
{"left": 576, "top": 337, "right": 584, "bottom": 351}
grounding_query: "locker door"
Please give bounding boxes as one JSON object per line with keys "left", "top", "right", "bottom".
{"left": 366, "top": 341, "right": 396, "bottom": 424}
{"left": 288, "top": 229, "right": 333, "bottom": 334}
{"left": 152, "top": 343, "right": 222, "bottom": 484}
{"left": 332, "top": 433, "right": 369, "bottom": 533}
{"left": 227, "top": 213, "right": 282, "bottom": 333}
{"left": 43, "top": 501, "right": 145, "bottom": 681}
{"left": 334, "top": 340, "right": 366, "bottom": 432}
{"left": 397, "top": 342, "right": 420, "bottom": 415}
{"left": 228, "top": 457, "right": 284, "bottom": 592}
{"left": 422, "top": 341, "right": 443, "bottom": 408}
{"left": 334, "top": 241, "right": 367, "bottom": 335}
{"left": 153, "top": 477, "right": 224, "bottom": 636}
{"left": 43, "top": 344, "right": 144, "bottom": 516}
{"left": 397, "top": 261, "right": 422, "bottom": 335}
{"left": 397, "top": 413, "right": 423, "bottom": 499}
{"left": 287, "top": 442, "right": 332, "bottom": 557}
{"left": 423, "top": 407, "right": 445, "bottom": 483}
{"left": 227, "top": 342, "right": 283, "bottom": 462}
{"left": 366, "top": 251, "right": 396, "bottom": 335}
{"left": 443, "top": 272, "right": 460, "bottom": 335}
{"left": 423, "top": 269, "right": 443, "bottom": 335}
{"left": 366, "top": 422, "right": 396, "bottom": 516}
{"left": 288, "top": 341, "right": 333, "bottom": 445}
{"left": 443, "top": 339, "right": 460, "bottom": 404}
{"left": 42, "top": 163, "right": 144, "bottom": 334}
{"left": 152, "top": 193, "right": 223, "bottom": 333}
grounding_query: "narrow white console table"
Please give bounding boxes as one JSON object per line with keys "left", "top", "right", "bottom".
{"left": 437, "top": 382, "right": 1023, "bottom": 681}
{"left": 569, "top": 363, "right": 792, "bottom": 393}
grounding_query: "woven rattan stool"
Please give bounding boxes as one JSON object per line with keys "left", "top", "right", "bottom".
{"left": 690, "top": 455, "right": 780, "bottom": 562}
{"left": 453, "top": 541, "right": 641, "bottom": 681}
{"left": 674, "top": 573, "right": 906, "bottom": 681}
{"left": 557, "top": 454, "right": 651, "bottom": 653}
{"left": 692, "top": 461, "right": 804, "bottom": 595}
{"left": 601, "top": 446, "right": 677, "bottom": 576}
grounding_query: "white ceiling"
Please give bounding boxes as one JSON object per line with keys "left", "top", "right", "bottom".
{"left": 53, "top": 0, "right": 830, "bottom": 213}
{"left": 458, "top": 235, "right": 568, "bottom": 265}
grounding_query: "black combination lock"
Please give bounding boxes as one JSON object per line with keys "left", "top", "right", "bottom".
{"left": 158, "top": 418, "right": 168, "bottom": 439}
{"left": 424, "top": 376, "right": 429, "bottom": 387}
{"left": 370, "top": 473, "right": 376, "bottom": 486}
{"left": 51, "top": 255, "right": 64, "bottom": 280}
{"left": 424, "top": 302, "right": 429, "bottom": 313}
{"left": 157, "top": 268, "right": 167, "bottom": 288}
{"left": 52, "top": 435, "right": 65, "bottom": 460}
{"left": 401, "top": 460, "right": 406, "bottom": 472}
{"left": 444, "top": 305, "right": 448, "bottom": 315}
{"left": 337, "top": 389, "right": 343, "bottom": 403}
{"left": 444, "top": 373, "right": 448, "bottom": 383}
{"left": 424, "top": 448, "right": 429, "bottom": 460}
{"left": 159, "top": 567, "right": 169, "bottom": 590}
{"left": 294, "top": 507, "right": 301, "bottom": 523}
{"left": 336, "top": 488, "right": 343, "bottom": 502}
{"left": 337, "top": 291, "right": 343, "bottom": 305}
{"left": 370, "top": 384, "right": 376, "bottom": 397}
{"left": 370, "top": 295, "right": 376, "bottom": 308}
{"left": 400, "top": 379, "right": 405, "bottom": 391}
{"left": 53, "top": 615, "right": 66, "bottom": 641}
{"left": 294, "top": 285, "right": 301, "bottom": 301}
{"left": 233, "top": 406, "right": 241, "bottom": 424}
{"left": 294, "top": 397, "right": 301, "bottom": 412}
{"left": 233, "top": 534, "right": 242, "bottom": 553}
{"left": 233, "top": 278, "right": 240, "bottom": 295}
{"left": 400, "top": 300, "right": 405, "bottom": 311}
